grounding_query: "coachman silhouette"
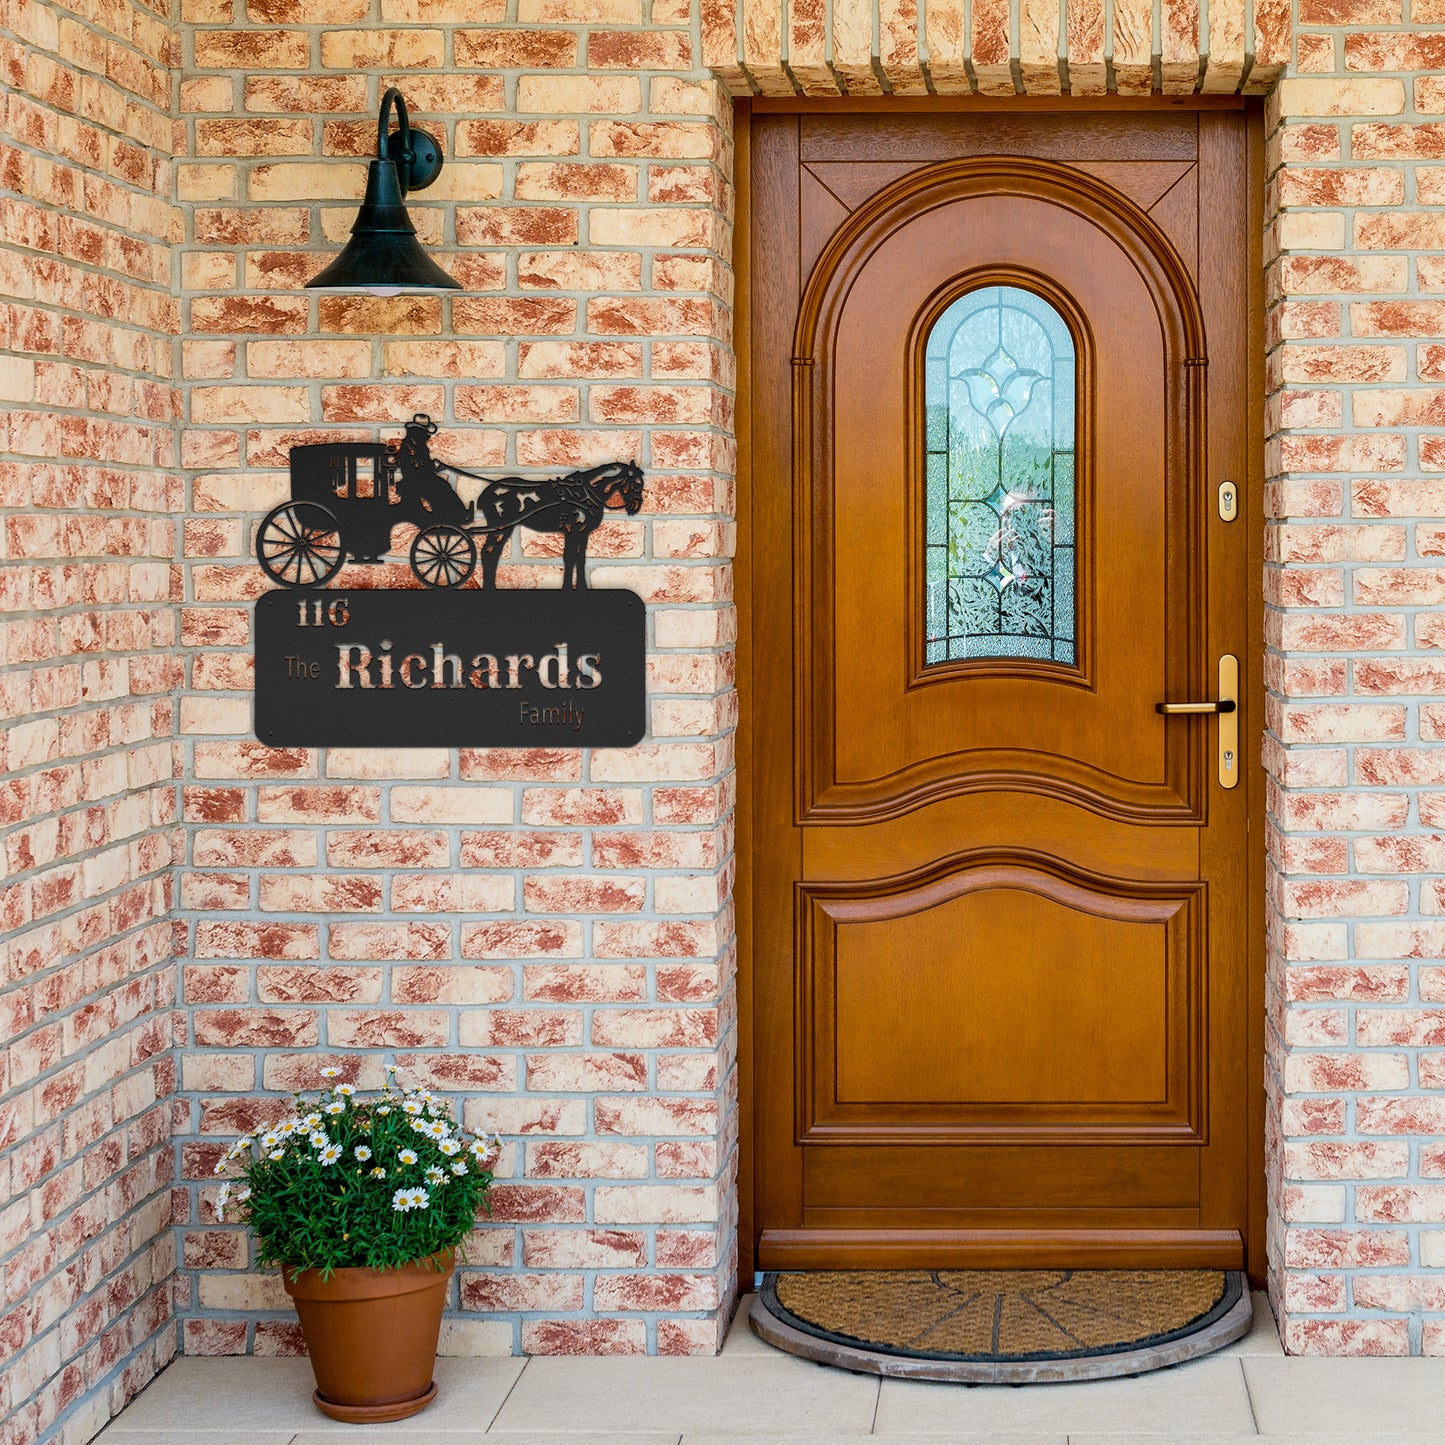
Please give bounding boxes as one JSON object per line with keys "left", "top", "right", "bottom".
{"left": 255, "top": 414, "right": 644, "bottom": 590}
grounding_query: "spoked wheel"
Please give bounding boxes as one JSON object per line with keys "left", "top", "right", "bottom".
{"left": 411, "top": 525, "right": 477, "bottom": 588}
{"left": 257, "top": 500, "right": 344, "bottom": 587}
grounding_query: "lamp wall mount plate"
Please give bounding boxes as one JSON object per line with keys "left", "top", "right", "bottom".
{"left": 386, "top": 124, "right": 442, "bottom": 194}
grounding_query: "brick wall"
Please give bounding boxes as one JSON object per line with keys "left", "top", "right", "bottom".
{"left": 1264, "top": 6, "right": 1445, "bottom": 1357}
{"left": 0, "top": 0, "right": 183, "bottom": 1440}
{"left": 171, "top": 0, "right": 740, "bottom": 1361}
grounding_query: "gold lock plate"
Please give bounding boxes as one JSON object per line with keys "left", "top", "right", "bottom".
{"left": 1218, "top": 480, "right": 1238, "bottom": 522}
{"left": 1218, "top": 654, "right": 1239, "bottom": 789}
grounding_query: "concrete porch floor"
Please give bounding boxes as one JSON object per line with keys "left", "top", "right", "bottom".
{"left": 96, "top": 1293, "right": 1445, "bottom": 1443}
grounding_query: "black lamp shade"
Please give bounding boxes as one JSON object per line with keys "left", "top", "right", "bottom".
{"left": 305, "top": 90, "right": 460, "bottom": 296}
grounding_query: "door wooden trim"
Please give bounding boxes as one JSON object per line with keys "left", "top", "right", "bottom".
{"left": 755, "top": 1228, "right": 1245, "bottom": 1272}
{"left": 735, "top": 99, "right": 1268, "bottom": 1287}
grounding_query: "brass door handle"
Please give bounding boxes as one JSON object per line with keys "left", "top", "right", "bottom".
{"left": 1155, "top": 699, "right": 1236, "bottom": 714}
{"left": 1155, "top": 655, "right": 1239, "bottom": 789}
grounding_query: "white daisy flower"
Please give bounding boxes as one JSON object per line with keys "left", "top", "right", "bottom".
{"left": 438, "top": 1139, "right": 461, "bottom": 1156}
{"left": 376, "top": 1105, "right": 392, "bottom": 1116}
{"left": 212, "top": 1159, "right": 227, "bottom": 1177}
{"left": 425, "top": 1166, "right": 445, "bottom": 1185}
{"left": 424, "top": 1120, "right": 448, "bottom": 1140}
{"left": 386, "top": 1063, "right": 399, "bottom": 1074}
{"left": 302, "top": 1113, "right": 322, "bottom": 1130}
{"left": 409, "top": 1118, "right": 429, "bottom": 1134}
{"left": 469, "top": 1134, "right": 501, "bottom": 1162}
{"left": 269, "top": 1149, "right": 285, "bottom": 1161}
{"left": 309, "top": 1131, "right": 329, "bottom": 1149}
{"left": 398, "top": 1148, "right": 418, "bottom": 1166}
{"left": 402, "top": 1100, "right": 423, "bottom": 1116}
{"left": 235, "top": 1187, "right": 250, "bottom": 1203}
{"left": 450, "top": 1161, "right": 468, "bottom": 1176}
{"left": 321, "top": 1067, "right": 341, "bottom": 1079}
{"left": 324, "top": 1100, "right": 344, "bottom": 1116}
{"left": 319, "top": 1144, "right": 342, "bottom": 1165}
{"left": 278, "top": 1120, "right": 298, "bottom": 1135}
{"left": 391, "top": 1187, "right": 421, "bottom": 1212}
{"left": 354, "top": 1145, "right": 372, "bottom": 1162}
{"left": 334, "top": 1083, "right": 356, "bottom": 1097}
{"left": 370, "top": 1166, "right": 387, "bottom": 1179}
{"left": 259, "top": 1132, "right": 280, "bottom": 1150}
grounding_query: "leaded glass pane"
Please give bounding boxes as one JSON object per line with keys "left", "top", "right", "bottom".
{"left": 923, "top": 285, "right": 1077, "bottom": 666}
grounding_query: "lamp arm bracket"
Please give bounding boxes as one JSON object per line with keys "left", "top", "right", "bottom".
{"left": 377, "top": 87, "right": 442, "bottom": 196}
{"left": 378, "top": 87, "right": 409, "bottom": 170}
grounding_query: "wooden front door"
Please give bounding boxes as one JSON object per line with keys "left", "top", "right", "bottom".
{"left": 746, "top": 107, "right": 1261, "bottom": 1272}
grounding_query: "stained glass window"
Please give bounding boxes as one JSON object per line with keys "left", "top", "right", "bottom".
{"left": 924, "top": 285, "right": 1077, "bottom": 666}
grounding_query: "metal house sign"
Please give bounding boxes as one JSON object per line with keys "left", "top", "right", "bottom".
{"left": 252, "top": 416, "right": 647, "bottom": 748}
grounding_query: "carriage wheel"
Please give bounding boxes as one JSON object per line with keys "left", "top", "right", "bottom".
{"left": 256, "top": 501, "right": 344, "bottom": 588}
{"left": 411, "top": 525, "right": 476, "bottom": 588}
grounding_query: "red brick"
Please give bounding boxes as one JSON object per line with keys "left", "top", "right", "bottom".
{"left": 454, "top": 120, "right": 579, "bottom": 157}
{"left": 461, "top": 921, "right": 583, "bottom": 960}
{"left": 1284, "top": 1229, "right": 1411, "bottom": 1269}
{"left": 455, "top": 207, "right": 579, "bottom": 247}
{"left": 193, "top": 922, "right": 318, "bottom": 960}
{"left": 193, "top": 1010, "right": 318, "bottom": 1048}
{"left": 327, "top": 1010, "right": 451, "bottom": 1049}
{"left": 485, "top": 1185, "right": 586, "bottom": 1224}
{"left": 452, "top": 297, "right": 576, "bottom": 336}
{"left": 1346, "top": 31, "right": 1445, "bottom": 69}
{"left": 460, "top": 831, "right": 584, "bottom": 868}
{"left": 523, "top": 876, "right": 646, "bottom": 914}
{"left": 522, "top": 1227, "right": 648, "bottom": 1267}
{"left": 462, "top": 1273, "right": 583, "bottom": 1312}
{"left": 522, "top": 964, "right": 648, "bottom": 1002}
{"left": 591, "top": 1008, "right": 717, "bottom": 1048}
{"left": 521, "top": 1319, "right": 646, "bottom": 1354}
{"left": 523, "top": 1146, "right": 646, "bottom": 1183}
{"left": 455, "top": 29, "right": 578, "bottom": 68}
{"left": 593, "top": 1274, "right": 717, "bottom": 1312}
{"left": 329, "top": 922, "right": 449, "bottom": 961}
{"left": 393, "top": 1053, "right": 514, "bottom": 1090}
{"left": 588, "top": 30, "right": 693, "bottom": 68}
{"left": 325, "top": 831, "right": 449, "bottom": 869}
{"left": 257, "top": 965, "right": 382, "bottom": 1004}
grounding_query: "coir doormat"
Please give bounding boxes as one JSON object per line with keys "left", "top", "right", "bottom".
{"left": 750, "top": 1269, "right": 1251, "bottom": 1383}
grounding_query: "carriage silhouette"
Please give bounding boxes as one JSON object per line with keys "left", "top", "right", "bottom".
{"left": 255, "top": 415, "right": 644, "bottom": 590}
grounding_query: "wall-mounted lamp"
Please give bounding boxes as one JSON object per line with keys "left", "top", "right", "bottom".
{"left": 305, "top": 87, "right": 460, "bottom": 296}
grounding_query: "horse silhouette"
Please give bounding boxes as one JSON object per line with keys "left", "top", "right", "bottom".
{"left": 475, "top": 461, "right": 644, "bottom": 590}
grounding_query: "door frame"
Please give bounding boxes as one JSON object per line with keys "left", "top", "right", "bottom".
{"left": 734, "top": 96, "right": 1268, "bottom": 1286}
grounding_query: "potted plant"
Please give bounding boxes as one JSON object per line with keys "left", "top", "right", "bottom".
{"left": 214, "top": 1066, "right": 500, "bottom": 1423}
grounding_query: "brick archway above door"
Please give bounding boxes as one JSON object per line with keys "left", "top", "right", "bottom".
{"left": 703, "top": 1, "right": 1289, "bottom": 98}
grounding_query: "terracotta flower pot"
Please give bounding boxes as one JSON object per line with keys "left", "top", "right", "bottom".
{"left": 282, "top": 1250, "right": 453, "bottom": 1423}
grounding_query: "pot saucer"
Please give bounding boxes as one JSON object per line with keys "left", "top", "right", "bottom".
{"left": 312, "top": 1380, "right": 437, "bottom": 1423}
